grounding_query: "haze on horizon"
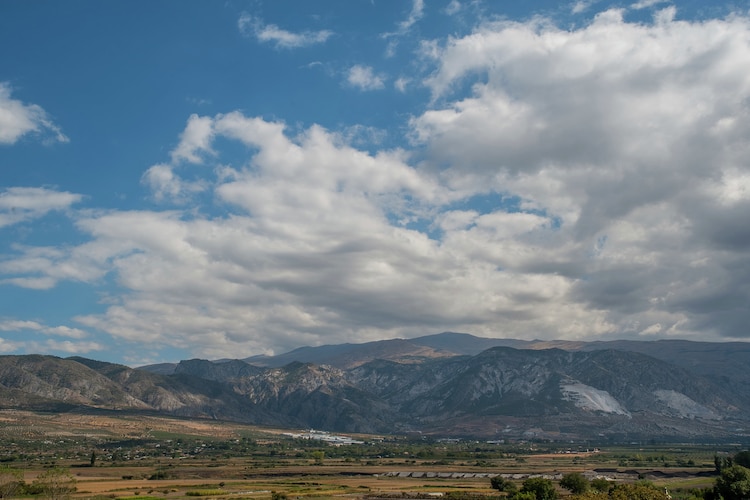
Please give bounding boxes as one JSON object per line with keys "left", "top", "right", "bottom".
{"left": 2, "top": 0, "right": 750, "bottom": 366}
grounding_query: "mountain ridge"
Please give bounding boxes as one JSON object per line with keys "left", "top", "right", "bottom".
{"left": 1, "top": 333, "right": 749, "bottom": 442}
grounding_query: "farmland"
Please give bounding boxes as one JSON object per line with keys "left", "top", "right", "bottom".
{"left": 0, "top": 409, "right": 734, "bottom": 500}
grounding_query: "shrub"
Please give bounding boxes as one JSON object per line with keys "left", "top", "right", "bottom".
{"left": 714, "top": 464, "right": 750, "bottom": 500}
{"left": 32, "top": 467, "right": 76, "bottom": 500}
{"left": 491, "top": 477, "right": 518, "bottom": 494}
{"left": 520, "top": 477, "right": 557, "bottom": 500}
{"left": 560, "top": 473, "right": 589, "bottom": 494}
{"left": 0, "top": 466, "right": 23, "bottom": 499}
{"left": 590, "top": 478, "right": 610, "bottom": 493}
{"left": 185, "top": 490, "right": 226, "bottom": 497}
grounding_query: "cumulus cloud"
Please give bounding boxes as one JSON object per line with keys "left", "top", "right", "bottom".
{"left": 141, "top": 164, "right": 207, "bottom": 203}
{"left": 0, "top": 187, "right": 82, "bottom": 228}
{"left": 238, "top": 14, "right": 333, "bottom": 49}
{"left": 0, "top": 338, "right": 21, "bottom": 353}
{"left": 2, "top": 110, "right": 600, "bottom": 360}
{"left": 339, "top": 124, "right": 388, "bottom": 147}
{"left": 44, "top": 325, "right": 89, "bottom": 339}
{"left": 0, "top": 319, "right": 45, "bottom": 331}
{"left": 413, "top": 9, "right": 750, "bottom": 339}
{"left": 6, "top": 113, "right": 464, "bottom": 357}
{"left": 170, "top": 114, "right": 215, "bottom": 164}
{"left": 0, "top": 83, "right": 68, "bottom": 144}
{"left": 0, "top": 212, "right": 147, "bottom": 289}
{"left": 0, "top": 319, "right": 90, "bottom": 341}
{"left": 32, "top": 339, "right": 104, "bottom": 354}
{"left": 140, "top": 113, "right": 215, "bottom": 203}
{"left": 4, "top": 9, "right": 750, "bottom": 362}
{"left": 346, "top": 65, "right": 386, "bottom": 91}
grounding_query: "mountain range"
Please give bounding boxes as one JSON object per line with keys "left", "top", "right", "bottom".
{"left": 1, "top": 333, "right": 749, "bottom": 442}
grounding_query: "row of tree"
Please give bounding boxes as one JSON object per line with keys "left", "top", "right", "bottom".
{"left": 491, "top": 472, "right": 672, "bottom": 500}
{"left": 491, "top": 450, "right": 750, "bottom": 500}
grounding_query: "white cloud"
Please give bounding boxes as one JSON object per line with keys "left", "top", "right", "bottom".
{"left": 444, "top": 1, "right": 462, "bottom": 16}
{"left": 170, "top": 114, "right": 215, "bottom": 164}
{"left": 630, "top": 0, "right": 669, "bottom": 9}
{"left": 0, "top": 187, "right": 82, "bottom": 228}
{"left": 0, "top": 319, "right": 44, "bottom": 331}
{"left": 413, "top": 9, "right": 750, "bottom": 340}
{"left": 62, "top": 109, "right": 581, "bottom": 357}
{"left": 346, "top": 65, "right": 386, "bottom": 91}
{"left": 141, "top": 164, "right": 207, "bottom": 203}
{"left": 0, "top": 276, "right": 58, "bottom": 290}
{"left": 0, "top": 339, "right": 21, "bottom": 353}
{"left": 44, "top": 325, "right": 89, "bottom": 339}
{"left": 0, "top": 333, "right": 102, "bottom": 355}
{"left": 5, "top": 9, "right": 750, "bottom": 362}
{"left": 654, "top": 5, "right": 676, "bottom": 24}
{"left": 572, "top": 1, "right": 597, "bottom": 14}
{"left": 139, "top": 113, "right": 215, "bottom": 204}
{"left": 0, "top": 319, "right": 89, "bottom": 339}
{"left": 0, "top": 216, "right": 145, "bottom": 289}
{"left": 339, "top": 124, "right": 388, "bottom": 147}
{"left": 238, "top": 14, "right": 333, "bottom": 49}
{"left": 8, "top": 114, "right": 463, "bottom": 358}
{"left": 381, "top": 0, "right": 426, "bottom": 57}
{"left": 394, "top": 77, "right": 410, "bottom": 92}
{"left": 35, "top": 339, "right": 104, "bottom": 354}
{"left": 397, "top": 0, "right": 425, "bottom": 32}
{"left": 0, "top": 82, "right": 68, "bottom": 144}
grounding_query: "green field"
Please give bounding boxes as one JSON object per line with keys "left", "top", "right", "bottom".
{"left": 0, "top": 410, "right": 744, "bottom": 500}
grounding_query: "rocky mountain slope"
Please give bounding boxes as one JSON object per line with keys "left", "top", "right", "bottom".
{"left": 1, "top": 335, "right": 749, "bottom": 442}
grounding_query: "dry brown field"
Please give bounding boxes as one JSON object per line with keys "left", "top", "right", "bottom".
{"left": 17, "top": 457, "right": 716, "bottom": 500}
{"left": 26, "top": 459, "right": 502, "bottom": 500}
{"left": 0, "top": 410, "right": 721, "bottom": 500}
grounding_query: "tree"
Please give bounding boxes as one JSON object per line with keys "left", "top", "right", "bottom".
{"left": 491, "top": 476, "right": 518, "bottom": 494}
{"left": 567, "top": 493, "right": 607, "bottom": 500}
{"left": 560, "top": 472, "right": 590, "bottom": 494}
{"left": 714, "top": 464, "right": 750, "bottom": 500}
{"left": 510, "top": 492, "right": 537, "bottom": 500}
{"left": 608, "top": 483, "right": 671, "bottom": 500}
{"left": 520, "top": 477, "right": 558, "bottom": 500}
{"left": 0, "top": 467, "right": 23, "bottom": 499}
{"left": 715, "top": 454, "right": 734, "bottom": 473}
{"left": 33, "top": 468, "right": 76, "bottom": 500}
{"left": 311, "top": 450, "right": 325, "bottom": 464}
{"left": 734, "top": 450, "right": 750, "bottom": 469}
{"left": 590, "top": 478, "right": 611, "bottom": 493}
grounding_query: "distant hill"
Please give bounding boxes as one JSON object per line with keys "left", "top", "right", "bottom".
{"left": 243, "top": 338, "right": 454, "bottom": 369}
{"left": 228, "top": 332, "right": 750, "bottom": 389}
{"left": 410, "top": 332, "right": 532, "bottom": 354}
{"left": 3, "top": 335, "right": 750, "bottom": 442}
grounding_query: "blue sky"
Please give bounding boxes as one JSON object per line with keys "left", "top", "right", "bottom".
{"left": 2, "top": 0, "right": 750, "bottom": 366}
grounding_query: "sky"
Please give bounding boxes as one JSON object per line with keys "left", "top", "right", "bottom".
{"left": 2, "top": 0, "right": 750, "bottom": 366}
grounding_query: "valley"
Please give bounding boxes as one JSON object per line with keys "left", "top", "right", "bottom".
{"left": 2, "top": 334, "right": 750, "bottom": 499}
{"left": 0, "top": 409, "right": 731, "bottom": 500}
